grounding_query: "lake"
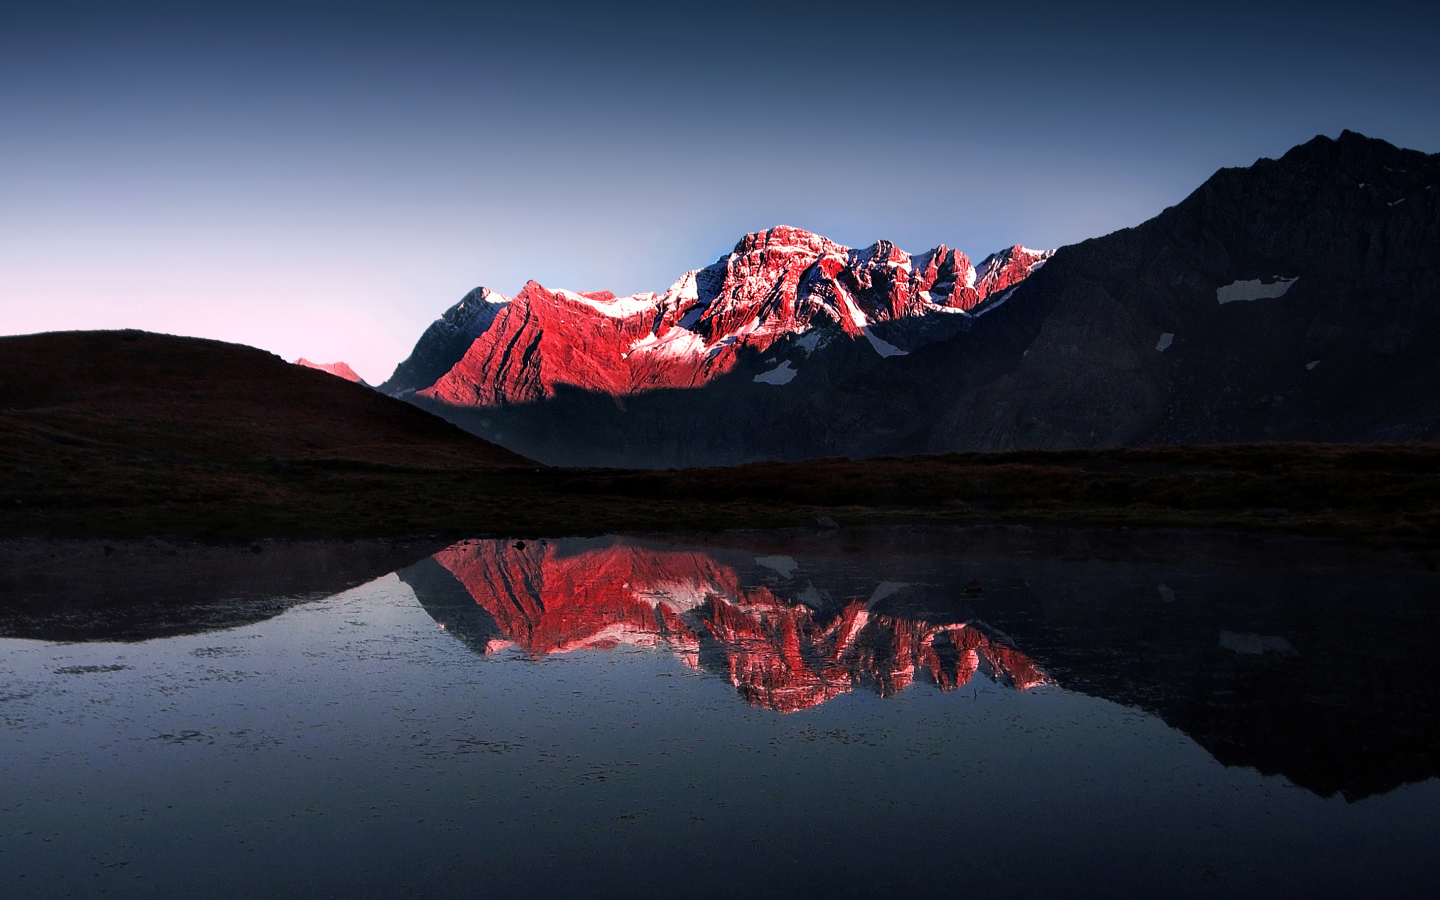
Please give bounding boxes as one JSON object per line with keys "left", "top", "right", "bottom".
{"left": 2, "top": 527, "right": 1437, "bottom": 899}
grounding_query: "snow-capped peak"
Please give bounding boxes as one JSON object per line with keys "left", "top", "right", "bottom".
{"left": 415, "top": 228, "right": 1053, "bottom": 407}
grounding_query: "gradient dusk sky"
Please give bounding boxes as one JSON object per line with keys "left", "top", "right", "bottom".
{"left": 4, "top": 0, "right": 1438, "bottom": 382}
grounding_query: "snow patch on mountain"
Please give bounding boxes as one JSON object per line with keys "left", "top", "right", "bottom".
{"left": 557, "top": 288, "right": 663, "bottom": 318}
{"left": 793, "top": 330, "right": 825, "bottom": 355}
{"left": 861, "top": 327, "right": 909, "bottom": 358}
{"left": 1217, "top": 277, "right": 1299, "bottom": 304}
{"left": 754, "top": 360, "right": 798, "bottom": 385}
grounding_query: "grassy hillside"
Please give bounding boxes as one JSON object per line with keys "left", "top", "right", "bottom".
{"left": 2, "top": 331, "right": 1437, "bottom": 545}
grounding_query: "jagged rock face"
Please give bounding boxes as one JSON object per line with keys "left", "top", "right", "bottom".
{"left": 398, "top": 132, "right": 1437, "bottom": 466}
{"left": 293, "top": 358, "right": 365, "bottom": 384}
{"left": 378, "top": 288, "right": 509, "bottom": 396}
{"left": 413, "top": 537, "right": 1043, "bottom": 713}
{"left": 411, "top": 226, "right": 1051, "bottom": 407}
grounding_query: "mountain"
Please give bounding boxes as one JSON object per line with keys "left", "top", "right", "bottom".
{"left": 294, "top": 358, "right": 366, "bottom": 385}
{"left": 411, "top": 229, "right": 1050, "bottom": 408}
{"left": 400, "top": 536, "right": 1044, "bottom": 714}
{"left": 924, "top": 129, "right": 1440, "bottom": 450}
{"left": 378, "top": 287, "right": 509, "bottom": 397}
{"left": 384, "top": 230, "right": 1052, "bottom": 466}
{"left": 388, "top": 132, "right": 1439, "bottom": 467}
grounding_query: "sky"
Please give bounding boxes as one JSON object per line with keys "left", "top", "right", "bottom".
{"left": 3, "top": 0, "right": 1438, "bottom": 383}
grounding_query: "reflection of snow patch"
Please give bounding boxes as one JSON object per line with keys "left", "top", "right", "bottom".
{"left": 1219, "top": 631, "right": 1298, "bottom": 655}
{"left": 797, "top": 583, "right": 823, "bottom": 608}
{"left": 552, "top": 622, "right": 671, "bottom": 653}
{"left": 1306, "top": 360, "right": 1321, "bottom": 370}
{"left": 1157, "top": 584, "right": 1176, "bottom": 603}
{"left": 640, "top": 580, "right": 720, "bottom": 612}
{"left": 861, "top": 327, "right": 909, "bottom": 358}
{"left": 865, "top": 582, "right": 909, "bottom": 609}
{"left": 754, "top": 360, "right": 797, "bottom": 385}
{"left": 1217, "top": 277, "right": 1298, "bottom": 304}
{"left": 1155, "top": 333, "right": 1174, "bottom": 352}
{"left": 756, "top": 555, "right": 798, "bottom": 578}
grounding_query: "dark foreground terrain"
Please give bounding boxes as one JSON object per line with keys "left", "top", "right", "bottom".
{"left": 3, "top": 330, "right": 1438, "bottom": 545}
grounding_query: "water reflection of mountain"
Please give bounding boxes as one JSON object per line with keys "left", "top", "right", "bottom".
{"left": 0, "top": 538, "right": 446, "bottom": 642}
{"left": 399, "top": 537, "right": 1044, "bottom": 714}
{"left": 401, "top": 530, "right": 1440, "bottom": 801}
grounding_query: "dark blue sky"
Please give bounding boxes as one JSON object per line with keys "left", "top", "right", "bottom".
{"left": 4, "top": 0, "right": 1438, "bottom": 379}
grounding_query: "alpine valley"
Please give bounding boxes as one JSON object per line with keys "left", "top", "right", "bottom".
{"left": 375, "top": 131, "right": 1440, "bottom": 468}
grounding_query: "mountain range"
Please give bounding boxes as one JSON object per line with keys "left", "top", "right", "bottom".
{"left": 359, "top": 131, "right": 1438, "bottom": 467}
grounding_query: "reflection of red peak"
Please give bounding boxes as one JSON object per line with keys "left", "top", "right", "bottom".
{"left": 294, "top": 358, "right": 365, "bottom": 384}
{"left": 418, "top": 228, "right": 1052, "bottom": 407}
{"left": 429, "top": 539, "right": 1045, "bottom": 712}
{"left": 706, "top": 595, "right": 1045, "bottom": 713}
{"left": 432, "top": 539, "right": 735, "bottom": 661}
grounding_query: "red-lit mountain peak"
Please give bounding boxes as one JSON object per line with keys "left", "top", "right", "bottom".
{"left": 294, "top": 358, "right": 365, "bottom": 384}
{"left": 415, "top": 227, "right": 1052, "bottom": 408}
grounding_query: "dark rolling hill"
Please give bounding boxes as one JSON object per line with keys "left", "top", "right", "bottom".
{"left": 0, "top": 329, "right": 529, "bottom": 470}
{"left": 0, "top": 330, "right": 533, "bottom": 536}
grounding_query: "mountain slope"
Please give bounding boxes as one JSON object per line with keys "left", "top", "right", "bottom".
{"left": 378, "top": 287, "right": 510, "bottom": 397}
{"left": 927, "top": 130, "right": 1440, "bottom": 450}
{"left": 390, "top": 230, "right": 1050, "bottom": 466}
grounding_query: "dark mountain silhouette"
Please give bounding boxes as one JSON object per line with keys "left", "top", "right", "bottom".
{"left": 0, "top": 329, "right": 530, "bottom": 471}
{"left": 927, "top": 129, "right": 1440, "bottom": 450}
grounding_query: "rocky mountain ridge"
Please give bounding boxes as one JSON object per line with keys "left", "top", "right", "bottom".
{"left": 385, "top": 131, "right": 1438, "bottom": 467}
{"left": 382, "top": 228, "right": 1050, "bottom": 405}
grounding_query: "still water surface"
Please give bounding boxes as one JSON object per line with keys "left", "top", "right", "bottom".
{"left": 2, "top": 528, "right": 1437, "bottom": 898}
